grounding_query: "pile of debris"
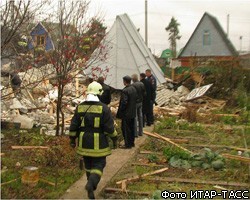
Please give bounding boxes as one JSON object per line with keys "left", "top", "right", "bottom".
{"left": 1, "top": 64, "right": 87, "bottom": 135}
{"left": 1, "top": 62, "right": 227, "bottom": 134}
{"left": 153, "top": 83, "right": 227, "bottom": 118}
{"left": 156, "top": 85, "right": 190, "bottom": 107}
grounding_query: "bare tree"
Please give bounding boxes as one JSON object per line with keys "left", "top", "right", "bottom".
{"left": 1, "top": 0, "right": 109, "bottom": 136}
{"left": 39, "top": 0, "right": 109, "bottom": 136}
{"left": 1, "top": 0, "right": 48, "bottom": 59}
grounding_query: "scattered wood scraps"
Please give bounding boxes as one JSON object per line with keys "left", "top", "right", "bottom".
{"left": 131, "top": 163, "right": 165, "bottom": 167}
{"left": 11, "top": 146, "right": 49, "bottom": 150}
{"left": 222, "top": 153, "right": 250, "bottom": 164}
{"left": 116, "top": 167, "right": 169, "bottom": 186}
{"left": 183, "top": 144, "right": 249, "bottom": 152}
{"left": 139, "top": 150, "right": 163, "bottom": 155}
{"left": 1, "top": 178, "right": 20, "bottom": 186}
{"left": 145, "top": 177, "right": 249, "bottom": 188}
{"left": 40, "top": 178, "right": 56, "bottom": 186}
{"left": 105, "top": 187, "right": 150, "bottom": 196}
{"left": 144, "top": 131, "right": 193, "bottom": 154}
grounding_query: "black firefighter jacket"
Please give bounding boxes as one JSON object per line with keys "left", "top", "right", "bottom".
{"left": 69, "top": 101, "right": 117, "bottom": 157}
{"left": 116, "top": 84, "right": 137, "bottom": 119}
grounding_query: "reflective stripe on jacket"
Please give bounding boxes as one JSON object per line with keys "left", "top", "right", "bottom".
{"left": 69, "top": 101, "right": 117, "bottom": 157}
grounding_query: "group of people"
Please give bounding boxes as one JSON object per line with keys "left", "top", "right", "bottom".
{"left": 116, "top": 69, "right": 157, "bottom": 149}
{"left": 69, "top": 69, "right": 157, "bottom": 199}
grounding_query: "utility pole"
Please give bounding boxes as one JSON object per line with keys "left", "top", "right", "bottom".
{"left": 227, "top": 14, "right": 230, "bottom": 37}
{"left": 9, "top": 0, "right": 15, "bottom": 22}
{"left": 145, "top": 0, "right": 148, "bottom": 46}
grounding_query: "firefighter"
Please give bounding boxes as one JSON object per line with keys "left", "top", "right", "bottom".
{"left": 69, "top": 81, "right": 117, "bottom": 199}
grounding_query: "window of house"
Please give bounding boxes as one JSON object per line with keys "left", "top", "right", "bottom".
{"left": 36, "top": 35, "right": 46, "bottom": 46}
{"left": 203, "top": 30, "right": 211, "bottom": 46}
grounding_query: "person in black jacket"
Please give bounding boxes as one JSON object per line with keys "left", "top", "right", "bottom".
{"left": 116, "top": 75, "right": 137, "bottom": 149}
{"left": 140, "top": 73, "right": 152, "bottom": 126}
{"left": 97, "top": 77, "right": 111, "bottom": 105}
{"left": 132, "top": 74, "right": 145, "bottom": 137}
{"left": 145, "top": 69, "right": 157, "bottom": 125}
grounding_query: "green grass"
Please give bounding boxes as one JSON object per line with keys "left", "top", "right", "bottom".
{"left": 1, "top": 128, "right": 84, "bottom": 199}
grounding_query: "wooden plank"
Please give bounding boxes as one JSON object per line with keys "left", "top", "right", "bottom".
{"left": 11, "top": 146, "right": 49, "bottom": 150}
{"left": 26, "top": 89, "right": 35, "bottom": 102}
{"left": 1, "top": 178, "right": 20, "bottom": 186}
{"left": 40, "top": 178, "right": 56, "bottom": 186}
{"left": 222, "top": 153, "right": 250, "bottom": 163}
{"left": 144, "top": 131, "right": 193, "bottom": 154}
{"left": 0, "top": 153, "right": 5, "bottom": 156}
{"left": 131, "top": 163, "right": 165, "bottom": 167}
{"left": 139, "top": 150, "right": 163, "bottom": 155}
{"left": 215, "top": 114, "right": 239, "bottom": 117}
{"left": 145, "top": 177, "right": 249, "bottom": 188}
{"left": 105, "top": 187, "right": 150, "bottom": 196}
{"left": 116, "top": 167, "right": 168, "bottom": 185}
{"left": 184, "top": 144, "right": 249, "bottom": 152}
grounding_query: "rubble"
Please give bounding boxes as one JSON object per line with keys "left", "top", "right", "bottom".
{"left": 156, "top": 85, "right": 190, "bottom": 107}
{"left": 1, "top": 62, "right": 225, "bottom": 133}
{"left": 13, "top": 115, "right": 34, "bottom": 129}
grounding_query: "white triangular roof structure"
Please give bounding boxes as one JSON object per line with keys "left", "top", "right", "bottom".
{"left": 86, "top": 13, "right": 165, "bottom": 90}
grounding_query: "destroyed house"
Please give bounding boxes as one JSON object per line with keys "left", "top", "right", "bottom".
{"left": 178, "top": 12, "right": 238, "bottom": 67}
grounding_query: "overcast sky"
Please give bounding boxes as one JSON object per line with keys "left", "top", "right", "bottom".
{"left": 88, "top": 0, "right": 250, "bottom": 56}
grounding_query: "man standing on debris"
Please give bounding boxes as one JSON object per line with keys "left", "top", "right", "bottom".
{"left": 140, "top": 73, "right": 152, "bottom": 126}
{"left": 131, "top": 74, "right": 145, "bottom": 137}
{"left": 97, "top": 76, "right": 111, "bottom": 105}
{"left": 116, "top": 75, "right": 137, "bottom": 148}
{"left": 145, "top": 69, "right": 157, "bottom": 126}
{"left": 69, "top": 81, "right": 117, "bottom": 199}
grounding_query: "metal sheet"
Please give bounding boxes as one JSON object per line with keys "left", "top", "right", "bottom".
{"left": 185, "top": 84, "right": 213, "bottom": 101}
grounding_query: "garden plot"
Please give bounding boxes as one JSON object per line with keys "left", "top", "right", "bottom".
{"left": 101, "top": 117, "right": 250, "bottom": 199}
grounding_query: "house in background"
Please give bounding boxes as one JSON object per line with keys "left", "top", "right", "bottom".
{"left": 178, "top": 12, "right": 238, "bottom": 66}
{"left": 28, "top": 22, "right": 55, "bottom": 51}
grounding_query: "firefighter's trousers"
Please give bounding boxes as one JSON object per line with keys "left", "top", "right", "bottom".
{"left": 83, "top": 156, "right": 106, "bottom": 190}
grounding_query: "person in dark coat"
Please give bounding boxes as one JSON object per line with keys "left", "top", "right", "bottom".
{"left": 145, "top": 69, "right": 157, "bottom": 125}
{"left": 140, "top": 73, "right": 152, "bottom": 126}
{"left": 97, "top": 77, "right": 111, "bottom": 105}
{"left": 132, "top": 74, "right": 145, "bottom": 137}
{"left": 116, "top": 75, "right": 137, "bottom": 149}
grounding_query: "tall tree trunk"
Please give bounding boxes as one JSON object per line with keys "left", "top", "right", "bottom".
{"left": 56, "top": 80, "right": 63, "bottom": 136}
{"left": 60, "top": 85, "right": 65, "bottom": 136}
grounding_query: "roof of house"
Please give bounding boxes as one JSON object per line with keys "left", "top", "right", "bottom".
{"left": 85, "top": 13, "right": 166, "bottom": 89}
{"left": 178, "top": 12, "right": 238, "bottom": 58}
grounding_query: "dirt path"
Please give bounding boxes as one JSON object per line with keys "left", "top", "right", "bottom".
{"left": 61, "top": 126, "right": 153, "bottom": 199}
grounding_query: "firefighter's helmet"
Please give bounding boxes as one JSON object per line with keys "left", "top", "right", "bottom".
{"left": 86, "top": 81, "right": 103, "bottom": 95}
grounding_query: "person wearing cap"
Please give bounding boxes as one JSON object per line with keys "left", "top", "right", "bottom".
{"left": 131, "top": 74, "right": 145, "bottom": 137}
{"left": 116, "top": 75, "right": 137, "bottom": 149}
{"left": 69, "top": 81, "right": 117, "bottom": 199}
{"left": 97, "top": 76, "right": 111, "bottom": 105}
